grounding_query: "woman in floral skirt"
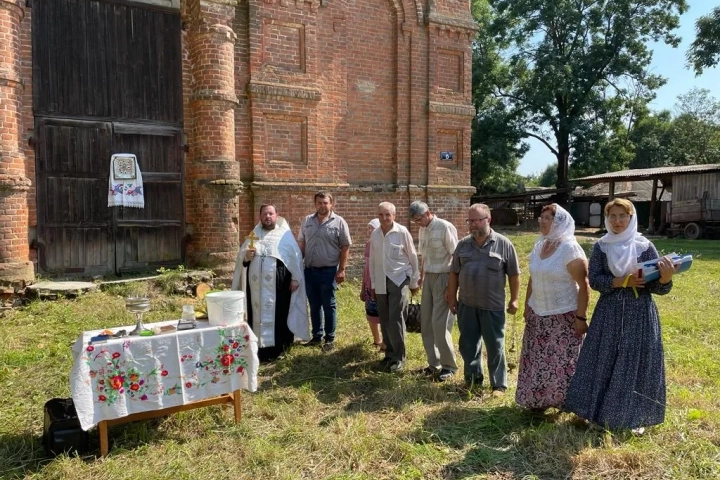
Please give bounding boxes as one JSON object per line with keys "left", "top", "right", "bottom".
{"left": 515, "top": 204, "right": 589, "bottom": 411}
{"left": 565, "top": 198, "right": 676, "bottom": 432}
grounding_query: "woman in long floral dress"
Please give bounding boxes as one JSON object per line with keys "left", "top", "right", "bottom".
{"left": 565, "top": 198, "right": 676, "bottom": 432}
{"left": 515, "top": 204, "right": 590, "bottom": 410}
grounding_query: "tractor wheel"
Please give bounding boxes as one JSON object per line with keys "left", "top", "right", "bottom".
{"left": 684, "top": 222, "right": 702, "bottom": 240}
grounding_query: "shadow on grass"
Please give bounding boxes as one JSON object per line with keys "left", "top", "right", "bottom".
{"left": 417, "top": 406, "right": 585, "bottom": 480}
{"left": 257, "top": 341, "right": 460, "bottom": 413}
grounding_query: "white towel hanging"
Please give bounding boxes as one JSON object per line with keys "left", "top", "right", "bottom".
{"left": 108, "top": 153, "right": 145, "bottom": 209}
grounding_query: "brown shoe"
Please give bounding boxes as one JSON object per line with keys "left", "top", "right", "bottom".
{"left": 491, "top": 388, "right": 506, "bottom": 398}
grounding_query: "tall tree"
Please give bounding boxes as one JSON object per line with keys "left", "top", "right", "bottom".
{"left": 470, "top": 0, "right": 530, "bottom": 195}
{"left": 480, "top": 0, "right": 687, "bottom": 202}
{"left": 687, "top": 6, "right": 720, "bottom": 75}
{"left": 670, "top": 88, "right": 720, "bottom": 164}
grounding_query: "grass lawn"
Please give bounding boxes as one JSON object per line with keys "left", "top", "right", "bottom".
{"left": 1, "top": 233, "right": 719, "bottom": 479}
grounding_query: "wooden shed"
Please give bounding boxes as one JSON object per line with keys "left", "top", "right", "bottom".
{"left": 572, "top": 164, "right": 720, "bottom": 238}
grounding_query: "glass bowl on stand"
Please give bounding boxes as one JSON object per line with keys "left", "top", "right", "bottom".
{"left": 125, "top": 297, "right": 151, "bottom": 336}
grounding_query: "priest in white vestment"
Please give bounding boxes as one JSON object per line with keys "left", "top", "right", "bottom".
{"left": 231, "top": 205, "right": 310, "bottom": 361}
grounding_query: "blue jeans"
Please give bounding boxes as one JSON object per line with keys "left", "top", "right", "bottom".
{"left": 457, "top": 302, "right": 507, "bottom": 389}
{"left": 304, "top": 266, "right": 338, "bottom": 342}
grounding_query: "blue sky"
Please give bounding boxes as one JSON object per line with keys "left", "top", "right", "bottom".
{"left": 516, "top": 0, "right": 720, "bottom": 176}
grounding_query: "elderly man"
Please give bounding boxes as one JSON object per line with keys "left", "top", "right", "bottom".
{"left": 409, "top": 200, "right": 459, "bottom": 382}
{"left": 446, "top": 203, "right": 520, "bottom": 395}
{"left": 369, "top": 202, "right": 420, "bottom": 372}
{"left": 232, "top": 204, "right": 310, "bottom": 362}
{"left": 298, "top": 191, "right": 352, "bottom": 352}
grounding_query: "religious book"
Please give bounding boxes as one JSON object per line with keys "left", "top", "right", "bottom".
{"left": 636, "top": 253, "right": 693, "bottom": 282}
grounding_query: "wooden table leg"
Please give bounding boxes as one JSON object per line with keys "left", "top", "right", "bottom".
{"left": 99, "top": 420, "right": 109, "bottom": 457}
{"left": 232, "top": 389, "right": 242, "bottom": 423}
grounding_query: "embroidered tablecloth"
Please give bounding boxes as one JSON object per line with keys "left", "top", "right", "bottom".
{"left": 70, "top": 320, "right": 259, "bottom": 431}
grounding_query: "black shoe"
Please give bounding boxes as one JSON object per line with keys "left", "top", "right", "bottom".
{"left": 389, "top": 360, "right": 405, "bottom": 372}
{"left": 376, "top": 357, "right": 392, "bottom": 371}
{"left": 437, "top": 369, "right": 455, "bottom": 382}
{"left": 321, "top": 341, "right": 335, "bottom": 352}
{"left": 419, "top": 366, "right": 440, "bottom": 376}
{"left": 304, "top": 337, "right": 322, "bottom": 347}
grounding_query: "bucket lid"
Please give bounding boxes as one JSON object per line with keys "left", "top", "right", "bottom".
{"left": 205, "top": 291, "right": 245, "bottom": 299}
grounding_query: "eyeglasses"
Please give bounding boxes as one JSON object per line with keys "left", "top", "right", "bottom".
{"left": 537, "top": 216, "right": 554, "bottom": 223}
{"left": 608, "top": 214, "right": 630, "bottom": 222}
{"left": 411, "top": 215, "right": 424, "bottom": 223}
{"left": 465, "top": 217, "right": 488, "bottom": 225}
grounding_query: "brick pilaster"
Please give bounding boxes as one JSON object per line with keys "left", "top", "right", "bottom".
{"left": 185, "top": 0, "right": 242, "bottom": 276}
{"left": 0, "top": 0, "right": 33, "bottom": 288}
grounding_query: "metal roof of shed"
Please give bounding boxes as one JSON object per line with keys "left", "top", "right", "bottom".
{"left": 572, "top": 164, "right": 720, "bottom": 184}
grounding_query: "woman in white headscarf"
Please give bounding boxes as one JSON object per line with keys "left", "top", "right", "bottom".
{"left": 565, "top": 198, "right": 676, "bottom": 433}
{"left": 516, "top": 203, "right": 590, "bottom": 411}
{"left": 361, "top": 218, "right": 384, "bottom": 350}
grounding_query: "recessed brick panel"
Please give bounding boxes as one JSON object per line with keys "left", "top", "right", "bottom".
{"left": 265, "top": 114, "right": 307, "bottom": 165}
{"left": 437, "top": 129, "right": 462, "bottom": 170}
{"left": 345, "top": 1, "right": 395, "bottom": 183}
{"left": 437, "top": 50, "right": 463, "bottom": 93}
{"left": 262, "top": 19, "right": 305, "bottom": 72}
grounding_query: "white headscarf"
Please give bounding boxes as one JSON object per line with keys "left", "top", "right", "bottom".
{"left": 368, "top": 218, "right": 380, "bottom": 229}
{"left": 598, "top": 210, "right": 651, "bottom": 277}
{"left": 532, "top": 204, "right": 576, "bottom": 256}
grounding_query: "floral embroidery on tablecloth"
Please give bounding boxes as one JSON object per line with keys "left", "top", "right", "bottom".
{"left": 182, "top": 329, "right": 251, "bottom": 388}
{"left": 85, "top": 342, "right": 162, "bottom": 405}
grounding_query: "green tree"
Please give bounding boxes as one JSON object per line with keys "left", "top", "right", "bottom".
{"left": 537, "top": 163, "right": 558, "bottom": 187}
{"left": 470, "top": 0, "right": 529, "bottom": 195}
{"left": 628, "top": 110, "right": 674, "bottom": 168}
{"left": 669, "top": 88, "right": 720, "bottom": 164}
{"left": 479, "top": 0, "right": 687, "bottom": 202}
{"left": 687, "top": 6, "right": 720, "bottom": 75}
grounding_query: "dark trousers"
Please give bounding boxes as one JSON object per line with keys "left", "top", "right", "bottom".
{"left": 304, "top": 266, "right": 338, "bottom": 342}
{"left": 457, "top": 302, "right": 507, "bottom": 389}
{"left": 375, "top": 276, "right": 409, "bottom": 363}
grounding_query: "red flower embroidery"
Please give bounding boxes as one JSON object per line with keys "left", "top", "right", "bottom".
{"left": 236, "top": 366, "right": 244, "bottom": 373}
{"left": 98, "top": 395, "right": 106, "bottom": 401}
{"left": 220, "top": 354, "right": 234, "bottom": 367}
{"left": 232, "top": 341, "right": 239, "bottom": 349}
{"left": 130, "top": 383, "right": 140, "bottom": 391}
{"left": 112, "top": 352, "right": 121, "bottom": 359}
{"left": 223, "top": 345, "right": 230, "bottom": 352}
{"left": 161, "top": 370, "right": 168, "bottom": 376}
{"left": 110, "top": 375, "right": 125, "bottom": 390}
{"left": 185, "top": 381, "right": 193, "bottom": 388}
{"left": 86, "top": 345, "right": 95, "bottom": 352}
{"left": 129, "top": 373, "right": 139, "bottom": 382}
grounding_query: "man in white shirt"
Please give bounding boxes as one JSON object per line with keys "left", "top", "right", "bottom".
{"left": 409, "top": 201, "right": 459, "bottom": 381}
{"left": 368, "top": 202, "right": 420, "bottom": 372}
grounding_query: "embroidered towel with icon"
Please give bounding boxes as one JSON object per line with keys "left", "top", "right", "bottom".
{"left": 108, "top": 153, "right": 145, "bottom": 208}
{"left": 636, "top": 252, "right": 693, "bottom": 282}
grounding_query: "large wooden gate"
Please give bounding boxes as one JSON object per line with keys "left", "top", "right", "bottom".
{"left": 32, "top": 0, "right": 184, "bottom": 276}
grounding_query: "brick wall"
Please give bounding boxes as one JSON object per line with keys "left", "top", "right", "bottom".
{"left": 0, "top": 0, "right": 33, "bottom": 286}
{"left": 4, "top": 0, "right": 476, "bottom": 282}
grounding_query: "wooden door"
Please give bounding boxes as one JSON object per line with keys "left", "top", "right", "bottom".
{"left": 112, "top": 124, "right": 184, "bottom": 273}
{"left": 32, "top": 0, "right": 184, "bottom": 276}
{"left": 34, "top": 118, "right": 115, "bottom": 275}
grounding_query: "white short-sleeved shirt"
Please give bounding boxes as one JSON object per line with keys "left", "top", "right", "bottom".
{"left": 528, "top": 240, "right": 587, "bottom": 316}
{"left": 418, "top": 216, "right": 458, "bottom": 274}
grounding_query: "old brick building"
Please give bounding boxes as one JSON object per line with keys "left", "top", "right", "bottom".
{"left": 0, "top": 0, "right": 476, "bottom": 285}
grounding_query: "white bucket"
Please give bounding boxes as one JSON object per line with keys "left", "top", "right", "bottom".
{"left": 205, "top": 291, "right": 245, "bottom": 327}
